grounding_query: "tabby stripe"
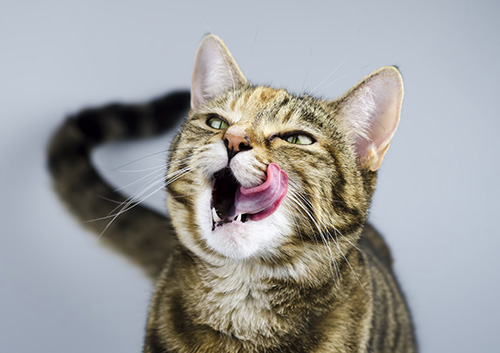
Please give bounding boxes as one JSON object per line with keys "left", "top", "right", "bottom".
{"left": 382, "top": 261, "right": 402, "bottom": 350}
{"left": 369, "top": 251, "right": 401, "bottom": 351}
{"left": 144, "top": 329, "right": 168, "bottom": 353}
{"left": 166, "top": 184, "right": 193, "bottom": 210}
{"left": 325, "top": 144, "right": 362, "bottom": 220}
{"left": 272, "top": 96, "right": 293, "bottom": 123}
{"left": 290, "top": 168, "right": 316, "bottom": 233}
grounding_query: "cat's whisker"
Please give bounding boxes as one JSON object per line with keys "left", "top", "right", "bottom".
{"left": 110, "top": 149, "right": 169, "bottom": 171}
{"left": 288, "top": 179, "right": 363, "bottom": 256}
{"left": 308, "top": 206, "right": 366, "bottom": 292}
{"left": 93, "top": 165, "right": 196, "bottom": 235}
{"left": 112, "top": 166, "right": 167, "bottom": 193}
{"left": 286, "top": 188, "right": 340, "bottom": 283}
{"left": 98, "top": 173, "right": 186, "bottom": 235}
{"left": 283, "top": 205, "right": 307, "bottom": 249}
{"left": 301, "top": 209, "right": 342, "bottom": 283}
{"left": 331, "top": 228, "right": 368, "bottom": 295}
{"left": 116, "top": 164, "right": 167, "bottom": 173}
{"left": 107, "top": 151, "right": 199, "bottom": 202}
{"left": 97, "top": 195, "right": 127, "bottom": 205}
{"left": 106, "top": 171, "right": 170, "bottom": 217}
{"left": 164, "top": 166, "right": 198, "bottom": 187}
{"left": 89, "top": 176, "right": 170, "bottom": 223}
{"left": 287, "top": 181, "right": 348, "bottom": 284}
{"left": 98, "top": 182, "right": 170, "bottom": 239}
{"left": 302, "top": 54, "right": 350, "bottom": 98}
{"left": 96, "top": 159, "right": 196, "bottom": 238}
{"left": 109, "top": 145, "right": 204, "bottom": 171}
{"left": 116, "top": 154, "right": 194, "bottom": 174}
{"left": 285, "top": 192, "right": 321, "bottom": 250}
{"left": 319, "top": 71, "right": 355, "bottom": 92}
{"left": 292, "top": 56, "right": 351, "bottom": 121}
{"left": 332, "top": 224, "right": 363, "bottom": 254}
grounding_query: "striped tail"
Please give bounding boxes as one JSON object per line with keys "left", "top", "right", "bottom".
{"left": 47, "top": 91, "right": 190, "bottom": 278}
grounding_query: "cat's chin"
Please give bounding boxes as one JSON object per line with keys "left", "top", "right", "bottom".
{"left": 206, "top": 212, "right": 286, "bottom": 260}
{"left": 207, "top": 220, "right": 260, "bottom": 259}
{"left": 195, "top": 188, "right": 289, "bottom": 260}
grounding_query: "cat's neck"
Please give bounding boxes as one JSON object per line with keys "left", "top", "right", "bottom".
{"left": 186, "top": 258, "right": 288, "bottom": 342}
{"left": 169, "top": 246, "right": 369, "bottom": 347}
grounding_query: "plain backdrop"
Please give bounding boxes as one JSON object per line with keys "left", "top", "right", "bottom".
{"left": 1, "top": 1, "right": 499, "bottom": 352}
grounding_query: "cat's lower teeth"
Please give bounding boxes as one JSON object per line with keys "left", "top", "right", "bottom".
{"left": 212, "top": 208, "right": 248, "bottom": 225}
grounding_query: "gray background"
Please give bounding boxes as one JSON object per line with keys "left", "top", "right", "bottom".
{"left": 1, "top": 1, "right": 499, "bottom": 352}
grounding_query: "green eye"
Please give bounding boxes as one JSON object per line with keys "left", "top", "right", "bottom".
{"left": 285, "top": 134, "right": 315, "bottom": 145}
{"left": 207, "top": 115, "right": 229, "bottom": 130}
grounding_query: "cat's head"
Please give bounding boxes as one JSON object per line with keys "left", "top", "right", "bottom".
{"left": 166, "top": 35, "right": 403, "bottom": 273}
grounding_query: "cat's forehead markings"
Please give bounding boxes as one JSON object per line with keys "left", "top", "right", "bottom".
{"left": 221, "top": 87, "right": 298, "bottom": 129}
{"left": 224, "top": 88, "right": 272, "bottom": 124}
{"left": 254, "top": 87, "right": 281, "bottom": 102}
{"left": 251, "top": 87, "right": 289, "bottom": 109}
{"left": 238, "top": 88, "right": 289, "bottom": 121}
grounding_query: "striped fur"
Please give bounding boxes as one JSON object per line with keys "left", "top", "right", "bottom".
{"left": 48, "top": 36, "right": 416, "bottom": 352}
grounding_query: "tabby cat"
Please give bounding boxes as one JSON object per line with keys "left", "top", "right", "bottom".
{"left": 48, "top": 34, "right": 416, "bottom": 352}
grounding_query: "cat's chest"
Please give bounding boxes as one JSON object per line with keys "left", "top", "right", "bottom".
{"left": 189, "top": 267, "right": 280, "bottom": 340}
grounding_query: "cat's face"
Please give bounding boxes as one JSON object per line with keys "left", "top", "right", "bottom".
{"left": 165, "top": 35, "right": 403, "bottom": 271}
{"left": 168, "top": 86, "right": 351, "bottom": 262}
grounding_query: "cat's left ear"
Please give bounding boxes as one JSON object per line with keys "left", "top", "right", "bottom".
{"left": 332, "top": 66, "right": 404, "bottom": 171}
{"left": 191, "top": 34, "right": 247, "bottom": 109}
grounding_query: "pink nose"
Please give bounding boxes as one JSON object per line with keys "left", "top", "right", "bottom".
{"left": 223, "top": 126, "right": 251, "bottom": 158}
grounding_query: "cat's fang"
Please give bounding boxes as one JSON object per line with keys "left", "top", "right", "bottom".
{"left": 212, "top": 207, "right": 223, "bottom": 223}
{"left": 234, "top": 214, "right": 242, "bottom": 222}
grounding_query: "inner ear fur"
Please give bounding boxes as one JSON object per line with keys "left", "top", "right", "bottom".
{"left": 191, "top": 34, "right": 247, "bottom": 109}
{"left": 331, "top": 66, "right": 404, "bottom": 171}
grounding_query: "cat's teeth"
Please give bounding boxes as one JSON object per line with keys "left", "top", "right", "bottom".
{"left": 234, "top": 214, "right": 242, "bottom": 222}
{"left": 212, "top": 208, "right": 223, "bottom": 223}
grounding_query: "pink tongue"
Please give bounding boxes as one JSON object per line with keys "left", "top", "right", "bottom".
{"left": 234, "top": 163, "right": 288, "bottom": 221}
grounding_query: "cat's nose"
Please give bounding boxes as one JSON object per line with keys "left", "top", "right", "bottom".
{"left": 223, "top": 126, "right": 252, "bottom": 160}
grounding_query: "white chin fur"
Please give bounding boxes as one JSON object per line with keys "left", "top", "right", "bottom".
{"left": 192, "top": 140, "right": 290, "bottom": 260}
{"left": 195, "top": 188, "right": 289, "bottom": 260}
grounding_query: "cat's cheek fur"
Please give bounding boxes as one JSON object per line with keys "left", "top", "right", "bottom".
{"left": 194, "top": 140, "right": 228, "bottom": 178}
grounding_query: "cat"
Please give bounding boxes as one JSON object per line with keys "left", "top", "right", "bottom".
{"left": 48, "top": 34, "right": 416, "bottom": 352}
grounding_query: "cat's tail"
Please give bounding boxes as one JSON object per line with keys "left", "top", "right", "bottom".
{"left": 47, "top": 91, "right": 190, "bottom": 278}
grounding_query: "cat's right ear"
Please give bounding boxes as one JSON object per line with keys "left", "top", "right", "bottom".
{"left": 191, "top": 34, "right": 247, "bottom": 109}
{"left": 331, "top": 66, "right": 404, "bottom": 171}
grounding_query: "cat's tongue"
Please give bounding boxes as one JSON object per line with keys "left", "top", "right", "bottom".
{"left": 234, "top": 163, "right": 288, "bottom": 221}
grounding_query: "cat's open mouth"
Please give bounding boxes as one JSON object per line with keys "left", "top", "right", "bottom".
{"left": 210, "top": 163, "right": 288, "bottom": 230}
{"left": 211, "top": 167, "right": 250, "bottom": 230}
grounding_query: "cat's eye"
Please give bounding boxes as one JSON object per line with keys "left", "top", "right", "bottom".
{"left": 284, "top": 133, "right": 315, "bottom": 145}
{"left": 206, "top": 115, "right": 229, "bottom": 130}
